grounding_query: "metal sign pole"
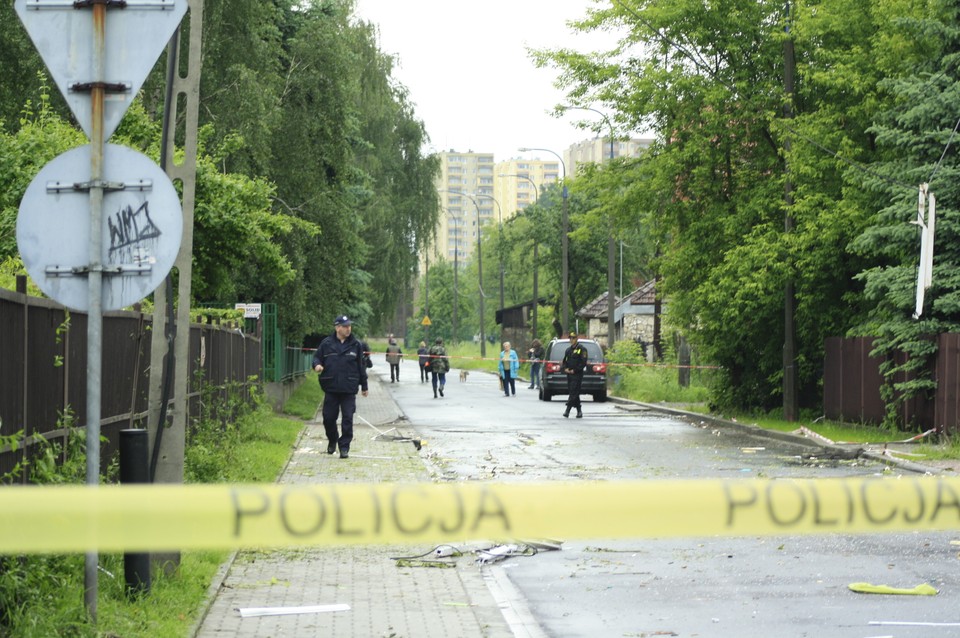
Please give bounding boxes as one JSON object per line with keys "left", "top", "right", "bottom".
{"left": 14, "top": 0, "right": 189, "bottom": 617}
{"left": 83, "top": 1, "right": 107, "bottom": 621}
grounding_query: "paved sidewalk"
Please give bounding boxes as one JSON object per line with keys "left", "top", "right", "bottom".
{"left": 191, "top": 369, "right": 514, "bottom": 638}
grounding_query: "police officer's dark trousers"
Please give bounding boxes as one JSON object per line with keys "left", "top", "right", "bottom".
{"left": 565, "top": 373, "right": 583, "bottom": 416}
{"left": 322, "top": 391, "right": 356, "bottom": 453}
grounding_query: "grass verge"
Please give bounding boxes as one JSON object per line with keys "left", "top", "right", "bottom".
{"left": 282, "top": 376, "right": 322, "bottom": 420}
{"left": 3, "top": 389, "right": 310, "bottom": 638}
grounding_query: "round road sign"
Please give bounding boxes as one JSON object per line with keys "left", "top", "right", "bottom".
{"left": 17, "top": 144, "right": 182, "bottom": 312}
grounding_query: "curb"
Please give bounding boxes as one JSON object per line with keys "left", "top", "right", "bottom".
{"left": 605, "top": 395, "right": 944, "bottom": 475}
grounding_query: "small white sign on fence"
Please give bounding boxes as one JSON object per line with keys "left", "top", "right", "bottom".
{"left": 235, "top": 303, "right": 262, "bottom": 319}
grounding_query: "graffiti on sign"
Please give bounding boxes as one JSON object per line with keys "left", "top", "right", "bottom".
{"left": 107, "top": 200, "right": 163, "bottom": 265}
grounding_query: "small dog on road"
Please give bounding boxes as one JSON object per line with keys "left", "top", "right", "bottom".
{"left": 459, "top": 369, "right": 469, "bottom": 382}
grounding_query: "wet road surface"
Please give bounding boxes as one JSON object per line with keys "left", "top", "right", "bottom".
{"left": 385, "top": 368, "right": 959, "bottom": 638}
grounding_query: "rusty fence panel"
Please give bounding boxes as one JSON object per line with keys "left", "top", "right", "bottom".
{"left": 823, "top": 336, "right": 886, "bottom": 424}
{"left": 824, "top": 335, "right": 957, "bottom": 432}
{"left": 936, "top": 333, "right": 960, "bottom": 436}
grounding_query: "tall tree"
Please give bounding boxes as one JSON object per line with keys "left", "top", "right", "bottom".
{"left": 848, "top": 0, "right": 960, "bottom": 426}
{"left": 534, "top": 0, "right": 898, "bottom": 412}
{"left": 348, "top": 17, "right": 440, "bottom": 333}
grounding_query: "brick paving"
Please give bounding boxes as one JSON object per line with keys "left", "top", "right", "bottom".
{"left": 190, "top": 370, "right": 513, "bottom": 638}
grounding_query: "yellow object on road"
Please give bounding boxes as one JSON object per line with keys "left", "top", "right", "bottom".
{"left": 849, "top": 582, "right": 939, "bottom": 595}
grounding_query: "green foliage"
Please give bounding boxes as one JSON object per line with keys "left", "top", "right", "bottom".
{"left": 192, "top": 147, "right": 307, "bottom": 305}
{"left": 532, "top": 0, "right": 960, "bottom": 420}
{"left": 847, "top": 0, "right": 960, "bottom": 427}
{"left": 185, "top": 375, "right": 268, "bottom": 483}
{"left": 0, "top": 6, "right": 71, "bottom": 128}
{"left": 0, "top": 408, "right": 107, "bottom": 636}
{"left": 0, "top": 257, "right": 40, "bottom": 295}
{"left": 282, "top": 378, "right": 323, "bottom": 420}
{"left": 9, "top": 0, "right": 960, "bottom": 428}
{"left": 1, "top": 1, "right": 440, "bottom": 343}
{"left": 191, "top": 306, "right": 246, "bottom": 325}
{"left": 0, "top": 75, "right": 85, "bottom": 261}
{"left": 0, "top": 381, "right": 301, "bottom": 637}
{"left": 610, "top": 338, "right": 712, "bottom": 404}
{"left": 616, "top": 365, "right": 712, "bottom": 405}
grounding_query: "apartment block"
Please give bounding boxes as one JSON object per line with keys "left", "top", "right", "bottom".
{"left": 430, "top": 151, "right": 492, "bottom": 266}
{"left": 427, "top": 138, "right": 654, "bottom": 268}
{"left": 493, "top": 157, "right": 561, "bottom": 219}
{"left": 565, "top": 136, "right": 655, "bottom": 177}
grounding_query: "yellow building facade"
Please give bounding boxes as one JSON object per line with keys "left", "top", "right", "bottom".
{"left": 429, "top": 152, "right": 561, "bottom": 267}
{"left": 426, "top": 138, "right": 653, "bottom": 269}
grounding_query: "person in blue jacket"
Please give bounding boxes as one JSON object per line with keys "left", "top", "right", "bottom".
{"left": 312, "top": 315, "right": 368, "bottom": 458}
{"left": 498, "top": 341, "right": 520, "bottom": 397}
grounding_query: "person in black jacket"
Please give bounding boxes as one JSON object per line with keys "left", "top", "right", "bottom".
{"left": 561, "top": 331, "right": 588, "bottom": 418}
{"left": 312, "top": 315, "right": 369, "bottom": 458}
{"left": 527, "top": 338, "right": 544, "bottom": 390}
{"left": 417, "top": 341, "right": 429, "bottom": 382}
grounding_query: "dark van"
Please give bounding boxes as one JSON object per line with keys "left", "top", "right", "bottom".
{"left": 538, "top": 337, "right": 607, "bottom": 402}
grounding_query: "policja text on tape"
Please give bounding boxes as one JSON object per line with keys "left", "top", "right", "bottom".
{"left": 3, "top": 477, "right": 960, "bottom": 553}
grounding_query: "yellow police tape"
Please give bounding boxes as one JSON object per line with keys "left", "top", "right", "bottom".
{"left": 3, "top": 477, "right": 960, "bottom": 553}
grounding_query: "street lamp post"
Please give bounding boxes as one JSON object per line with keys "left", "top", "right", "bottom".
{"left": 562, "top": 105, "right": 617, "bottom": 351}
{"left": 450, "top": 212, "right": 459, "bottom": 343}
{"left": 464, "top": 193, "right": 486, "bottom": 358}
{"left": 474, "top": 193, "right": 504, "bottom": 323}
{"left": 439, "top": 190, "right": 485, "bottom": 356}
{"left": 500, "top": 173, "right": 540, "bottom": 339}
{"left": 423, "top": 251, "right": 429, "bottom": 343}
{"left": 518, "top": 147, "right": 568, "bottom": 335}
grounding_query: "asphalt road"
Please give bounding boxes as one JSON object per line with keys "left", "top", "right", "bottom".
{"left": 385, "top": 368, "right": 960, "bottom": 638}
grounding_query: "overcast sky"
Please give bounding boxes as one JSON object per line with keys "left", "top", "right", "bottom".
{"left": 352, "top": 0, "right": 617, "bottom": 163}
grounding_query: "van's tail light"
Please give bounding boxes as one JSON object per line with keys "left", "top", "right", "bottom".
{"left": 546, "top": 361, "right": 561, "bottom": 373}
{"left": 592, "top": 363, "right": 607, "bottom": 374}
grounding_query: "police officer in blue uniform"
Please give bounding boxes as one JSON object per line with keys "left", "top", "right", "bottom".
{"left": 312, "top": 315, "right": 368, "bottom": 458}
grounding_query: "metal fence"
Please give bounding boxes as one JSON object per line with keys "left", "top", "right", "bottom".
{"left": 0, "top": 286, "right": 261, "bottom": 481}
{"left": 823, "top": 335, "right": 952, "bottom": 433}
{"left": 224, "top": 302, "right": 313, "bottom": 383}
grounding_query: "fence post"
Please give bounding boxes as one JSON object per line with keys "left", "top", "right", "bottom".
{"left": 120, "top": 429, "right": 151, "bottom": 596}
{"left": 18, "top": 276, "right": 28, "bottom": 484}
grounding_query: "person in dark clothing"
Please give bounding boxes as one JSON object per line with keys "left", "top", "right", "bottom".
{"left": 312, "top": 315, "right": 369, "bottom": 458}
{"left": 428, "top": 337, "right": 449, "bottom": 398}
{"left": 417, "top": 341, "right": 429, "bottom": 382}
{"left": 385, "top": 337, "right": 403, "bottom": 383}
{"left": 527, "top": 339, "right": 544, "bottom": 389}
{"left": 359, "top": 340, "right": 374, "bottom": 369}
{"left": 561, "top": 331, "right": 588, "bottom": 418}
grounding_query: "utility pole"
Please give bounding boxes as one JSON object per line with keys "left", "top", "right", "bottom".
{"left": 559, "top": 106, "right": 617, "bottom": 350}
{"left": 605, "top": 134, "right": 616, "bottom": 353}
{"left": 452, "top": 216, "right": 458, "bottom": 342}
{"left": 783, "top": 0, "right": 798, "bottom": 421}
{"left": 518, "top": 147, "right": 568, "bottom": 334}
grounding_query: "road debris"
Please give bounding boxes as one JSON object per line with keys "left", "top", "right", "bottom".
{"left": 238, "top": 603, "right": 350, "bottom": 618}
{"left": 849, "top": 582, "right": 938, "bottom": 595}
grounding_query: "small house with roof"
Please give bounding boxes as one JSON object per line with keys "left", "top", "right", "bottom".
{"left": 575, "top": 280, "right": 659, "bottom": 356}
{"left": 495, "top": 298, "right": 550, "bottom": 356}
